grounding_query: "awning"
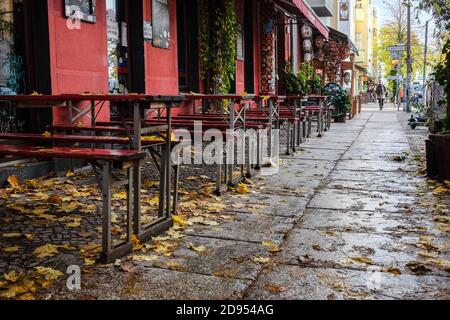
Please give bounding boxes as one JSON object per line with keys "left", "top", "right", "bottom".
{"left": 275, "top": 0, "right": 329, "bottom": 39}
{"left": 328, "top": 27, "right": 359, "bottom": 55}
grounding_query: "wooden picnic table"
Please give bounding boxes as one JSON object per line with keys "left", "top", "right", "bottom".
{"left": 0, "top": 94, "right": 182, "bottom": 262}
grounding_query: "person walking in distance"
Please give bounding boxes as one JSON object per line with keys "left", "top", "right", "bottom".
{"left": 375, "top": 81, "right": 387, "bottom": 110}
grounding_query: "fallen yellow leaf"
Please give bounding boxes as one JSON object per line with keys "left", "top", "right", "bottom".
{"left": 7, "top": 175, "right": 21, "bottom": 189}
{"left": 432, "top": 185, "right": 449, "bottom": 194}
{"left": 235, "top": 183, "right": 250, "bottom": 194}
{"left": 188, "top": 243, "right": 207, "bottom": 253}
{"left": 2, "top": 233, "right": 21, "bottom": 238}
{"left": 350, "top": 256, "right": 374, "bottom": 265}
{"left": 33, "top": 244, "right": 60, "bottom": 259}
{"left": 252, "top": 256, "right": 270, "bottom": 264}
{"left": 35, "top": 267, "right": 63, "bottom": 281}
{"left": 84, "top": 259, "right": 96, "bottom": 266}
{"left": 4, "top": 271, "right": 18, "bottom": 283}
{"left": 131, "top": 255, "right": 158, "bottom": 262}
{"left": 65, "top": 171, "right": 75, "bottom": 178}
{"left": 3, "top": 246, "right": 20, "bottom": 253}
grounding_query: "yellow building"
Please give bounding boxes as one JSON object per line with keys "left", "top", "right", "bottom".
{"left": 353, "top": 0, "right": 377, "bottom": 95}
{"left": 372, "top": 6, "right": 380, "bottom": 83}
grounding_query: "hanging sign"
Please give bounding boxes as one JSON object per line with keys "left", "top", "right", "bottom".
{"left": 152, "top": 0, "right": 170, "bottom": 49}
{"left": 121, "top": 22, "right": 128, "bottom": 47}
{"left": 143, "top": 21, "right": 153, "bottom": 42}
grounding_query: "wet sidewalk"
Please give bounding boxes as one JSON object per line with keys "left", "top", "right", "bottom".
{"left": 42, "top": 103, "right": 450, "bottom": 299}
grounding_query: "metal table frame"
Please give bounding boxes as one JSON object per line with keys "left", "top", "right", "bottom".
{"left": 0, "top": 94, "right": 182, "bottom": 262}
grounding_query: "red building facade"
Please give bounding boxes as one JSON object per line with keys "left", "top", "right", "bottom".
{"left": 1, "top": 0, "right": 328, "bottom": 129}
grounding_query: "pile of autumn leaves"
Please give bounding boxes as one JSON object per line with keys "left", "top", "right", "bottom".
{"left": 0, "top": 171, "right": 256, "bottom": 299}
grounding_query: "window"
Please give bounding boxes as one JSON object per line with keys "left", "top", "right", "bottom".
{"left": 106, "top": 0, "right": 128, "bottom": 94}
{"left": 176, "top": 0, "right": 199, "bottom": 92}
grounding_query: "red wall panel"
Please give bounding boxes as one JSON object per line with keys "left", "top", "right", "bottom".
{"left": 47, "top": 0, "right": 109, "bottom": 125}
{"left": 143, "top": 0, "right": 179, "bottom": 96}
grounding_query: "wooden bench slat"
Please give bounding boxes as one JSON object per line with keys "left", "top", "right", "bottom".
{"left": 0, "top": 145, "right": 145, "bottom": 162}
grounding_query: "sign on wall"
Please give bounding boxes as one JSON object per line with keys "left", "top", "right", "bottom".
{"left": 236, "top": 24, "right": 244, "bottom": 60}
{"left": 64, "top": 0, "right": 96, "bottom": 23}
{"left": 339, "top": 1, "right": 349, "bottom": 21}
{"left": 152, "top": 0, "right": 170, "bottom": 49}
{"left": 143, "top": 21, "right": 153, "bottom": 42}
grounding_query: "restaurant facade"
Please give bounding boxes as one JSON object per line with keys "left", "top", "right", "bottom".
{"left": 0, "top": 0, "right": 328, "bottom": 132}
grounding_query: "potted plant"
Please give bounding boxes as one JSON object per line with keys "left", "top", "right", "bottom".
{"left": 331, "top": 90, "right": 351, "bottom": 123}
{"left": 285, "top": 63, "right": 302, "bottom": 95}
{"left": 309, "top": 75, "right": 323, "bottom": 95}
{"left": 427, "top": 38, "right": 450, "bottom": 179}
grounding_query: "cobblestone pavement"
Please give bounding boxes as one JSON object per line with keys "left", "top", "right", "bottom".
{"left": 1, "top": 103, "right": 449, "bottom": 300}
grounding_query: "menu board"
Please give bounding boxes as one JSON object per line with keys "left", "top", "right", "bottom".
{"left": 152, "top": 0, "right": 170, "bottom": 49}
{"left": 65, "top": 0, "right": 96, "bottom": 23}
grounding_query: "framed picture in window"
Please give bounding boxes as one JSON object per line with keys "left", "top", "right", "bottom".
{"left": 65, "top": 0, "right": 96, "bottom": 23}
{"left": 152, "top": 0, "right": 170, "bottom": 49}
{"left": 237, "top": 24, "right": 244, "bottom": 60}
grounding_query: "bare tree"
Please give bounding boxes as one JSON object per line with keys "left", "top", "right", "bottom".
{"left": 384, "top": 0, "right": 408, "bottom": 42}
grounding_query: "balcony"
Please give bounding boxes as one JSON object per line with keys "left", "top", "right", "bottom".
{"left": 305, "top": 0, "right": 334, "bottom": 17}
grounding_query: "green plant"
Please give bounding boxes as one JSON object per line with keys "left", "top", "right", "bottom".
{"left": 308, "top": 75, "right": 323, "bottom": 95}
{"left": 297, "top": 63, "right": 314, "bottom": 94}
{"left": 198, "top": 0, "right": 237, "bottom": 94}
{"left": 331, "top": 91, "right": 351, "bottom": 116}
{"left": 433, "top": 38, "right": 450, "bottom": 132}
{"left": 443, "top": 113, "right": 449, "bottom": 131}
{"left": 285, "top": 63, "right": 301, "bottom": 94}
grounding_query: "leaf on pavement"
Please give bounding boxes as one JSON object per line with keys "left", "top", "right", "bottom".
{"left": 7, "top": 175, "right": 21, "bottom": 189}
{"left": 252, "top": 256, "right": 270, "bottom": 264}
{"left": 188, "top": 243, "right": 207, "bottom": 253}
{"left": 131, "top": 255, "right": 158, "bottom": 262}
{"left": 4, "top": 271, "right": 18, "bottom": 283}
{"left": 2, "top": 233, "right": 21, "bottom": 238}
{"left": 3, "top": 246, "right": 20, "bottom": 253}
{"left": 32, "top": 244, "right": 60, "bottom": 259}
{"left": 47, "top": 195, "right": 62, "bottom": 205}
{"left": 432, "top": 186, "right": 448, "bottom": 194}
{"left": 350, "top": 256, "right": 374, "bottom": 265}
{"left": 384, "top": 268, "right": 401, "bottom": 275}
{"left": 34, "top": 267, "right": 63, "bottom": 281}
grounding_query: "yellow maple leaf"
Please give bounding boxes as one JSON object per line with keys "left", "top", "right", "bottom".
{"left": 432, "top": 186, "right": 449, "bottom": 194}
{"left": 112, "top": 191, "right": 127, "bottom": 200}
{"left": 1, "top": 279, "right": 35, "bottom": 299}
{"left": 84, "top": 259, "right": 96, "bottom": 266}
{"left": 2, "top": 233, "right": 21, "bottom": 238}
{"left": 172, "top": 215, "right": 188, "bottom": 226}
{"left": 131, "top": 235, "right": 143, "bottom": 251}
{"left": 3, "top": 246, "right": 20, "bottom": 253}
{"left": 131, "top": 255, "right": 158, "bottom": 262}
{"left": 24, "top": 179, "right": 40, "bottom": 189}
{"left": 7, "top": 175, "right": 21, "bottom": 189}
{"left": 57, "top": 202, "right": 78, "bottom": 213}
{"left": 42, "top": 131, "right": 51, "bottom": 138}
{"left": 47, "top": 194, "right": 62, "bottom": 205}
{"left": 66, "top": 218, "right": 82, "bottom": 228}
{"left": 350, "top": 256, "right": 374, "bottom": 265}
{"left": 252, "top": 256, "right": 270, "bottom": 264}
{"left": 4, "top": 271, "right": 18, "bottom": 283}
{"left": 33, "top": 244, "right": 60, "bottom": 259}
{"left": 188, "top": 243, "right": 207, "bottom": 253}
{"left": 34, "top": 267, "right": 63, "bottom": 281}
{"left": 65, "top": 171, "right": 75, "bottom": 178}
